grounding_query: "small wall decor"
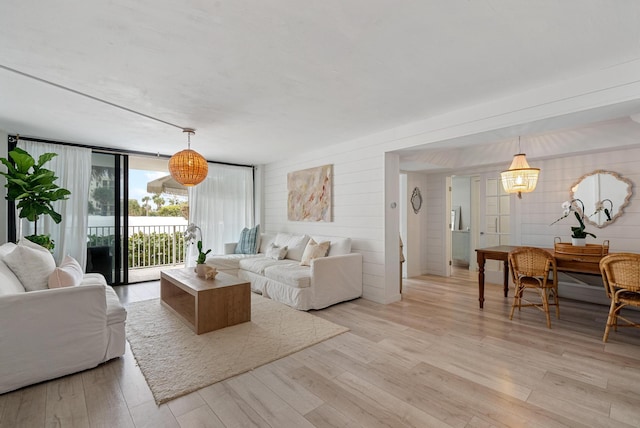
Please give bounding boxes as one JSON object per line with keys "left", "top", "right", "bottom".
{"left": 287, "top": 164, "right": 332, "bottom": 222}
{"left": 411, "top": 187, "right": 423, "bottom": 214}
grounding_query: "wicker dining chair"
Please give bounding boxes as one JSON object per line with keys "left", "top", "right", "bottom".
{"left": 508, "top": 247, "right": 559, "bottom": 328}
{"left": 599, "top": 253, "right": 640, "bottom": 342}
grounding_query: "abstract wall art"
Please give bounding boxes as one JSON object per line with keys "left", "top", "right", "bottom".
{"left": 287, "top": 164, "right": 332, "bottom": 222}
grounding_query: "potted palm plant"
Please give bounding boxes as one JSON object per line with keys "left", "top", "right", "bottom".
{"left": 0, "top": 147, "right": 71, "bottom": 250}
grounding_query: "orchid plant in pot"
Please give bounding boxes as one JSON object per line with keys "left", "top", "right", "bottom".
{"left": 184, "top": 223, "right": 211, "bottom": 275}
{"left": 550, "top": 199, "right": 596, "bottom": 246}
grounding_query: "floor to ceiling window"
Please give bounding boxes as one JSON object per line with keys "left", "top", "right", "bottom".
{"left": 7, "top": 135, "right": 254, "bottom": 285}
{"left": 86, "top": 152, "right": 125, "bottom": 284}
{"left": 87, "top": 155, "right": 191, "bottom": 284}
{"left": 126, "top": 156, "right": 189, "bottom": 283}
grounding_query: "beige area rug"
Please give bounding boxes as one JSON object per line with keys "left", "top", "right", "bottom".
{"left": 125, "top": 294, "right": 348, "bottom": 405}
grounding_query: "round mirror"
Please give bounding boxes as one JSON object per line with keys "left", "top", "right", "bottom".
{"left": 570, "top": 170, "right": 633, "bottom": 228}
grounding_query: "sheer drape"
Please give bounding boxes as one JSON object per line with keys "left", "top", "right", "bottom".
{"left": 17, "top": 141, "right": 91, "bottom": 267}
{"left": 187, "top": 164, "right": 253, "bottom": 267}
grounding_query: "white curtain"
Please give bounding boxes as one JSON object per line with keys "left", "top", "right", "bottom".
{"left": 17, "top": 140, "right": 92, "bottom": 267}
{"left": 187, "top": 163, "right": 254, "bottom": 267}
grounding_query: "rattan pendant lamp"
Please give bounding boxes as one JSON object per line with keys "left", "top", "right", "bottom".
{"left": 169, "top": 128, "right": 208, "bottom": 186}
{"left": 500, "top": 137, "right": 539, "bottom": 199}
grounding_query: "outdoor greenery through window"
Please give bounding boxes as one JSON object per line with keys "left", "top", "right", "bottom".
{"left": 88, "top": 156, "right": 189, "bottom": 278}
{"left": 87, "top": 153, "right": 253, "bottom": 283}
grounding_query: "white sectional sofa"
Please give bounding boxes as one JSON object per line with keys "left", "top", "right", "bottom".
{"left": 206, "top": 232, "right": 363, "bottom": 310}
{"left": 0, "top": 242, "right": 127, "bottom": 394}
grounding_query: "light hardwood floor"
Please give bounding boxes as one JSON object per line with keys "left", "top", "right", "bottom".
{"left": 2, "top": 269, "right": 640, "bottom": 427}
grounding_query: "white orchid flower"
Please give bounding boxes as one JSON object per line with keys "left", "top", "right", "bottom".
{"left": 183, "top": 223, "right": 202, "bottom": 244}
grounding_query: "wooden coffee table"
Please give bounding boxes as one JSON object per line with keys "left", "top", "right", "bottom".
{"left": 160, "top": 268, "right": 251, "bottom": 334}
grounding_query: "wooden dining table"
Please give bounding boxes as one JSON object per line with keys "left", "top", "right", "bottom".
{"left": 475, "top": 245, "right": 603, "bottom": 309}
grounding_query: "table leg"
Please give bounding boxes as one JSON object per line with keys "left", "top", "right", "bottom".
{"left": 477, "top": 253, "right": 485, "bottom": 309}
{"left": 503, "top": 260, "right": 509, "bottom": 298}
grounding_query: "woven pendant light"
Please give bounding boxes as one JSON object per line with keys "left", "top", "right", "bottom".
{"left": 169, "top": 128, "right": 208, "bottom": 186}
{"left": 500, "top": 137, "right": 539, "bottom": 199}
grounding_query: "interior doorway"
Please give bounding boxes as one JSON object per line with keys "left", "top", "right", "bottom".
{"left": 450, "top": 175, "right": 473, "bottom": 270}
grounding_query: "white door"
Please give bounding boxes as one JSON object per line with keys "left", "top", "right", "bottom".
{"left": 480, "top": 177, "right": 510, "bottom": 280}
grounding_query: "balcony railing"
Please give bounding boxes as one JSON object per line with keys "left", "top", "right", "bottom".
{"left": 87, "top": 224, "right": 187, "bottom": 269}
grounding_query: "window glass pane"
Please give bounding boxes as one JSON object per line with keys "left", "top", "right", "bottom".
{"left": 499, "top": 195, "right": 510, "bottom": 215}
{"left": 88, "top": 153, "right": 116, "bottom": 284}
{"left": 486, "top": 216, "right": 498, "bottom": 233}
{"left": 499, "top": 216, "right": 510, "bottom": 234}
{"left": 486, "top": 199, "right": 498, "bottom": 215}
{"left": 486, "top": 179, "right": 498, "bottom": 196}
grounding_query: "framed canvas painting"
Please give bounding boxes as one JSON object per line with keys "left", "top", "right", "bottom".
{"left": 287, "top": 164, "right": 332, "bottom": 222}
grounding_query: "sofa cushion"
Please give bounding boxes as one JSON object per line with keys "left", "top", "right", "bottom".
{"left": 239, "top": 257, "right": 298, "bottom": 275}
{"left": 266, "top": 244, "right": 288, "bottom": 260}
{"left": 259, "top": 232, "right": 277, "bottom": 254}
{"left": 274, "top": 233, "right": 310, "bottom": 261}
{"left": 80, "top": 273, "right": 108, "bottom": 286}
{"left": 264, "top": 263, "right": 311, "bottom": 289}
{"left": 206, "top": 254, "right": 262, "bottom": 271}
{"left": 311, "top": 235, "right": 352, "bottom": 256}
{"left": 300, "top": 239, "right": 330, "bottom": 266}
{"left": 4, "top": 239, "right": 56, "bottom": 292}
{"left": 49, "top": 256, "right": 84, "bottom": 288}
{"left": 235, "top": 224, "right": 260, "bottom": 254}
{"left": 77, "top": 274, "right": 125, "bottom": 325}
{"left": 0, "top": 243, "right": 25, "bottom": 295}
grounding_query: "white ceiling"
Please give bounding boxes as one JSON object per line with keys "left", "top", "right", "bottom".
{"left": 2, "top": 1, "right": 640, "bottom": 167}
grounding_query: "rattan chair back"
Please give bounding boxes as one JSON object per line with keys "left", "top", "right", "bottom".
{"left": 508, "top": 247, "right": 558, "bottom": 328}
{"left": 600, "top": 253, "right": 640, "bottom": 297}
{"left": 509, "top": 247, "right": 555, "bottom": 282}
{"left": 599, "top": 253, "right": 640, "bottom": 342}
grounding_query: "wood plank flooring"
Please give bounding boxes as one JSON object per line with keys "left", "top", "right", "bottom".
{"left": 2, "top": 269, "right": 640, "bottom": 427}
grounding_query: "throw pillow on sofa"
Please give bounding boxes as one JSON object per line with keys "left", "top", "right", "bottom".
{"left": 300, "top": 238, "right": 330, "bottom": 266}
{"left": 0, "top": 243, "right": 25, "bottom": 295}
{"left": 274, "top": 233, "right": 310, "bottom": 261}
{"left": 4, "top": 239, "right": 56, "bottom": 291}
{"left": 235, "top": 224, "right": 260, "bottom": 254}
{"left": 49, "top": 255, "right": 84, "bottom": 288}
{"left": 266, "top": 243, "right": 288, "bottom": 260}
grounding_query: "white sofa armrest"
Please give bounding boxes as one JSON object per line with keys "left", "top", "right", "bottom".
{"left": 0, "top": 285, "right": 108, "bottom": 394}
{"left": 310, "top": 253, "right": 363, "bottom": 309}
{"left": 224, "top": 242, "right": 237, "bottom": 254}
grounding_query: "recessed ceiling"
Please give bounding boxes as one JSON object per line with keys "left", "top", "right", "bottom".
{"left": 2, "top": 2, "right": 640, "bottom": 165}
{"left": 397, "top": 102, "right": 640, "bottom": 172}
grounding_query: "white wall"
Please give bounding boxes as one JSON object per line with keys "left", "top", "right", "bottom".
{"left": 404, "top": 172, "right": 429, "bottom": 277}
{"left": 424, "top": 144, "right": 640, "bottom": 303}
{"left": 518, "top": 148, "right": 640, "bottom": 251}
{"left": 263, "top": 146, "right": 389, "bottom": 303}
{"left": 427, "top": 145, "right": 640, "bottom": 253}
{"left": 5, "top": 60, "right": 639, "bottom": 301}
{"left": 263, "top": 59, "right": 640, "bottom": 304}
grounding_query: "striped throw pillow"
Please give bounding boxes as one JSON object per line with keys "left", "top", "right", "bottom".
{"left": 235, "top": 224, "right": 260, "bottom": 254}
